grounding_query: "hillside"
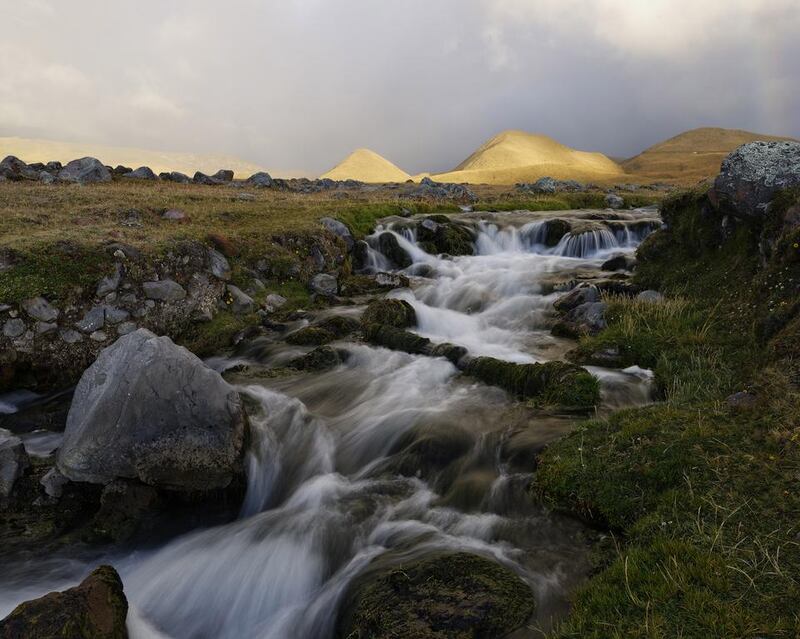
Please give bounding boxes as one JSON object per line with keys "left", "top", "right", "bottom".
{"left": 320, "top": 148, "right": 411, "bottom": 183}
{"left": 622, "top": 127, "right": 798, "bottom": 181}
{"left": 0, "top": 137, "right": 275, "bottom": 178}
{"left": 432, "top": 130, "right": 624, "bottom": 185}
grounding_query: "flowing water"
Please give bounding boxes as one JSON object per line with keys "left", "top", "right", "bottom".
{"left": 0, "top": 208, "right": 660, "bottom": 638}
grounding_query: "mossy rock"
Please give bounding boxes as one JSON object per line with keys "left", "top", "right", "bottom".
{"left": 0, "top": 565, "right": 128, "bottom": 639}
{"left": 361, "top": 299, "right": 416, "bottom": 329}
{"left": 377, "top": 233, "right": 412, "bottom": 268}
{"left": 288, "top": 345, "right": 342, "bottom": 371}
{"left": 464, "top": 357, "right": 599, "bottom": 408}
{"left": 337, "top": 552, "right": 535, "bottom": 639}
{"left": 317, "top": 314, "right": 360, "bottom": 337}
{"left": 363, "top": 324, "right": 431, "bottom": 355}
{"left": 285, "top": 326, "right": 335, "bottom": 346}
{"left": 430, "top": 342, "right": 468, "bottom": 366}
{"left": 543, "top": 219, "right": 572, "bottom": 246}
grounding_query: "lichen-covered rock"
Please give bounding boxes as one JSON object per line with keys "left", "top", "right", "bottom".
{"left": 0, "top": 156, "right": 39, "bottom": 181}
{"left": 0, "top": 565, "right": 128, "bottom": 639}
{"left": 337, "top": 552, "right": 535, "bottom": 639}
{"left": 363, "top": 324, "right": 431, "bottom": 355}
{"left": 121, "top": 166, "right": 157, "bottom": 180}
{"left": 711, "top": 141, "right": 800, "bottom": 219}
{"left": 247, "top": 171, "right": 273, "bottom": 188}
{"left": 320, "top": 217, "right": 354, "bottom": 251}
{"left": 225, "top": 285, "right": 255, "bottom": 314}
{"left": 285, "top": 326, "right": 336, "bottom": 346}
{"left": 605, "top": 193, "right": 625, "bottom": 209}
{"left": 57, "top": 329, "right": 246, "bottom": 491}
{"left": 309, "top": 273, "right": 338, "bottom": 297}
{"left": 361, "top": 299, "right": 416, "bottom": 329}
{"left": 142, "top": 279, "right": 186, "bottom": 302}
{"left": 288, "top": 345, "right": 342, "bottom": 371}
{"left": 57, "top": 157, "right": 112, "bottom": 184}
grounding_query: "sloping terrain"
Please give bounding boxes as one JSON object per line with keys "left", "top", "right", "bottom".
{"left": 321, "top": 148, "right": 411, "bottom": 183}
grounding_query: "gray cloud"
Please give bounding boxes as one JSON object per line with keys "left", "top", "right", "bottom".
{"left": 1, "top": 0, "right": 798, "bottom": 174}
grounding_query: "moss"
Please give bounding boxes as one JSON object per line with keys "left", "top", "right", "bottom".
{"left": 317, "top": 314, "right": 360, "bottom": 337}
{"left": 361, "top": 299, "right": 416, "bottom": 329}
{"left": 463, "top": 357, "right": 600, "bottom": 408}
{"left": 288, "top": 345, "right": 342, "bottom": 371}
{"left": 285, "top": 326, "right": 335, "bottom": 346}
{"left": 430, "top": 342, "right": 468, "bottom": 365}
{"left": 544, "top": 219, "right": 572, "bottom": 246}
{"left": 363, "top": 324, "right": 431, "bottom": 355}
{"left": 177, "top": 311, "right": 258, "bottom": 357}
{"left": 337, "top": 552, "right": 535, "bottom": 639}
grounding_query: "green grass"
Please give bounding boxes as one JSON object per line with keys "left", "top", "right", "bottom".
{"left": 539, "top": 188, "right": 800, "bottom": 638}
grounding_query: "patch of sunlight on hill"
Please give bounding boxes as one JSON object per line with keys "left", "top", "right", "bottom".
{"left": 320, "top": 148, "right": 411, "bottom": 183}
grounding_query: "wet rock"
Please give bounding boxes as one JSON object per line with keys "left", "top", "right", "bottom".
{"left": 636, "top": 290, "right": 664, "bottom": 303}
{"left": 1, "top": 429, "right": 29, "bottom": 499}
{"left": 543, "top": 219, "right": 572, "bottom": 246}
{"left": 710, "top": 141, "right": 800, "bottom": 219}
{"left": 317, "top": 314, "right": 360, "bottom": 337}
{"left": 361, "top": 299, "right": 416, "bottom": 329}
{"left": 57, "top": 157, "right": 112, "bottom": 183}
{"left": 57, "top": 329, "right": 247, "bottom": 491}
{"left": 309, "top": 273, "right": 338, "bottom": 297}
{"left": 75, "top": 306, "right": 105, "bottom": 333}
{"left": 21, "top": 297, "right": 59, "bottom": 323}
{"left": 40, "top": 467, "right": 69, "bottom": 499}
{"left": 377, "top": 232, "right": 412, "bottom": 268}
{"left": 337, "top": 552, "right": 535, "bottom": 639}
{"left": 3, "top": 319, "right": 25, "bottom": 339}
{"left": 430, "top": 342, "right": 468, "bottom": 366}
{"left": 288, "top": 345, "right": 342, "bottom": 371}
{"left": 0, "top": 565, "right": 128, "bottom": 639}
{"left": 605, "top": 193, "right": 625, "bottom": 209}
{"left": 0, "top": 156, "right": 39, "bottom": 181}
{"left": 122, "top": 166, "right": 157, "bottom": 180}
{"left": 226, "top": 285, "right": 255, "bottom": 314}
{"left": 352, "top": 240, "right": 370, "bottom": 271}
{"left": 320, "top": 217, "right": 355, "bottom": 251}
{"left": 553, "top": 284, "right": 600, "bottom": 313}
{"left": 96, "top": 264, "right": 123, "bottom": 297}
{"left": 93, "top": 479, "right": 160, "bottom": 542}
{"left": 247, "top": 171, "right": 273, "bottom": 188}
{"left": 386, "top": 423, "right": 473, "bottom": 479}
{"left": 601, "top": 254, "right": 637, "bottom": 271}
{"left": 416, "top": 218, "right": 475, "bottom": 256}
{"left": 285, "top": 326, "right": 336, "bottom": 346}
{"left": 143, "top": 279, "right": 187, "bottom": 302}
{"left": 552, "top": 301, "right": 608, "bottom": 338}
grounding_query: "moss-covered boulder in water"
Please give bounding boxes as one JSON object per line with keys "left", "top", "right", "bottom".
{"left": 0, "top": 565, "right": 128, "bottom": 639}
{"left": 417, "top": 217, "right": 475, "bottom": 256}
{"left": 337, "top": 552, "right": 535, "bottom": 639}
{"left": 464, "top": 357, "right": 599, "bottom": 409}
{"left": 288, "top": 345, "right": 342, "bottom": 371}
{"left": 544, "top": 219, "right": 572, "bottom": 246}
{"left": 364, "top": 324, "right": 431, "bottom": 355}
{"left": 317, "top": 314, "right": 360, "bottom": 337}
{"left": 285, "top": 326, "right": 336, "bottom": 346}
{"left": 361, "top": 299, "right": 416, "bottom": 329}
{"left": 384, "top": 423, "right": 474, "bottom": 479}
{"left": 377, "top": 232, "right": 412, "bottom": 268}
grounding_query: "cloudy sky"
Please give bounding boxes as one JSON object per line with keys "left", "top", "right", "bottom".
{"left": 1, "top": 0, "right": 798, "bottom": 174}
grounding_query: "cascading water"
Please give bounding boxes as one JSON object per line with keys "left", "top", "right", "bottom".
{"left": 0, "top": 207, "right": 660, "bottom": 639}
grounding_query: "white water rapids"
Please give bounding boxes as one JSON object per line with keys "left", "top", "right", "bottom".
{"left": 0, "top": 208, "right": 659, "bottom": 638}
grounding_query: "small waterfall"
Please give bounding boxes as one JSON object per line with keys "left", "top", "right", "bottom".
{"left": 474, "top": 221, "right": 548, "bottom": 255}
{"left": 552, "top": 228, "right": 620, "bottom": 258}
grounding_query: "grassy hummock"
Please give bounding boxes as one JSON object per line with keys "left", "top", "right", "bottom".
{"left": 538, "top": 188, "right": 800, "bottom": 638}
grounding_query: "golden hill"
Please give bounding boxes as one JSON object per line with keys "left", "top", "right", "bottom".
{"left": 321, "top": 148, "right": 411, "bottom": 183}
{"left": 622, "top": 127, "right": 799, "bottom": 182}
{"left": 0, "top": 137, "right": 280, "bottom": 178}
{"left": 432, "top": 130, "right": 623, "bottom": 185}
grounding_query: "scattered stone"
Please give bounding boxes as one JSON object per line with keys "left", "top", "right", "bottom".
{"left": 162, "top": 208, "right": 187, "bottom": 221}
{"left": 553, "top": 284, "right": 600, "bottom": 313}
{"left": 122, "top": 166, "right": 157, "bottom": 180}
{"left": 235, "top": 192, "right": 256, "bottom": 202}
{"left": 35, "top": 322, "right": 57, "bottom": 335}
{"left": 636, "top": 290, "right": 664, "bottom": 303}
{"left": 553, "top": 302, "right": 608, "bottom": 337}
{"left": 103, "top": 306, "right": 130, "bottom": 324}
{"left": 167, "top": 171, "right": 190, "bottom": 184}
{"left": 404, "top": 177, "right": 477, "bottom": 203}
{"left": 0, "top": 565, "right": 128, "bottom": 638}
{"left": 0, "top": 156, "right": 39, "bottom": 181}
{"left": 711, "top": 141, "right": 800, "bottom": 219}
{"left": 320, "top": 217, "right": 355, "bottom": 251}
{"left": 96, "top": 264, "right": 123, "bottom": 297}
{"left": 59, "top": 329, "right": 83, "bottom": 344}
{"left": 21, "top": 297, "right": 59, "bottom": 323}
{"left": 112, "top": 165, "right": 133, "bottom": 176}
{"left": 226, "top": 285, "right": 255, "bottom": 314}
{"left": 247, "top": 171, "right": 273, "bottom": 188}
{"left": 265, "top": 293, "right": 288, "bottom": 310}
{"left": 143, "top": 280, "right": 187, "bottom": 302}
{"left": 40, "top": 467, "right": 69, "bottom": 499}
{"left": 309, "top": 273, "right": 338, "bottom": 297}
{"left": 601, "top": 254, "right": 637, "bottom": 271}
{"left": 90, "top": 330, "right": 108, "bottom": 342}
{"left": 57, "top": 157, "right": 112, "bottom": 183}
{"left": 288, "top": 345, "right": 342, "bottom": 371}
{"left": 212, "top": 169, "right": 234, "bottom": 182}
{"left": 75, "top": 306, "right": 105, "bottom": 333}
{"left": 116, "top": 321, "right": 137, "bottom": 336}
{"left": 605, "top": 193, "right": 625, "bottom": 209}
{"left": 3, "top": 319, "right": 25, "bottom": 339}
{"left": 206, "top": 247, "right": 232, "bottom": 281}
{"left": 57, "top": 329, "right": 247, "bottom": 490}
{"left": 0, "top": 429, "right": 29, "bottom": 499}
{"left": 192, "top": 171, "right": 223, "bottom": 185}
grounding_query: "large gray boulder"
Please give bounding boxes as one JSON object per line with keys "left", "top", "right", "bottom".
{"left": 711, "top": 141, "right": 800, "bottom": 219}
{"left": 0, "top": 156, "right": 38, "bottom": 181}
{"left": 0, "top": 429, "right": 29, "bottom": 499}
{"left": 247, "top": 171, "right": 273, "bottom": 188}
{"left": 58, "top": 157, "right": 112, "bottom": 184}
{"left": 122, "top": 166, "right": 157, "bottom": 180}
{"left": 57, "top": 329, "right": 247, "bottom": 490}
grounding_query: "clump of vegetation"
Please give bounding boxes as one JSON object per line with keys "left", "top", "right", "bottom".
{"left": 538, "top": 187, "right": 800, "bottom": 638}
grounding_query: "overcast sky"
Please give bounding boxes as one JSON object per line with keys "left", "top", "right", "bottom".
{"left": 1, "top": 0, "right": 798, "bottom": 174}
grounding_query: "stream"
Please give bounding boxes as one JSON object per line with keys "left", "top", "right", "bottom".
{"left": 0, "top": 207, "right": 660, "bottom": 638}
